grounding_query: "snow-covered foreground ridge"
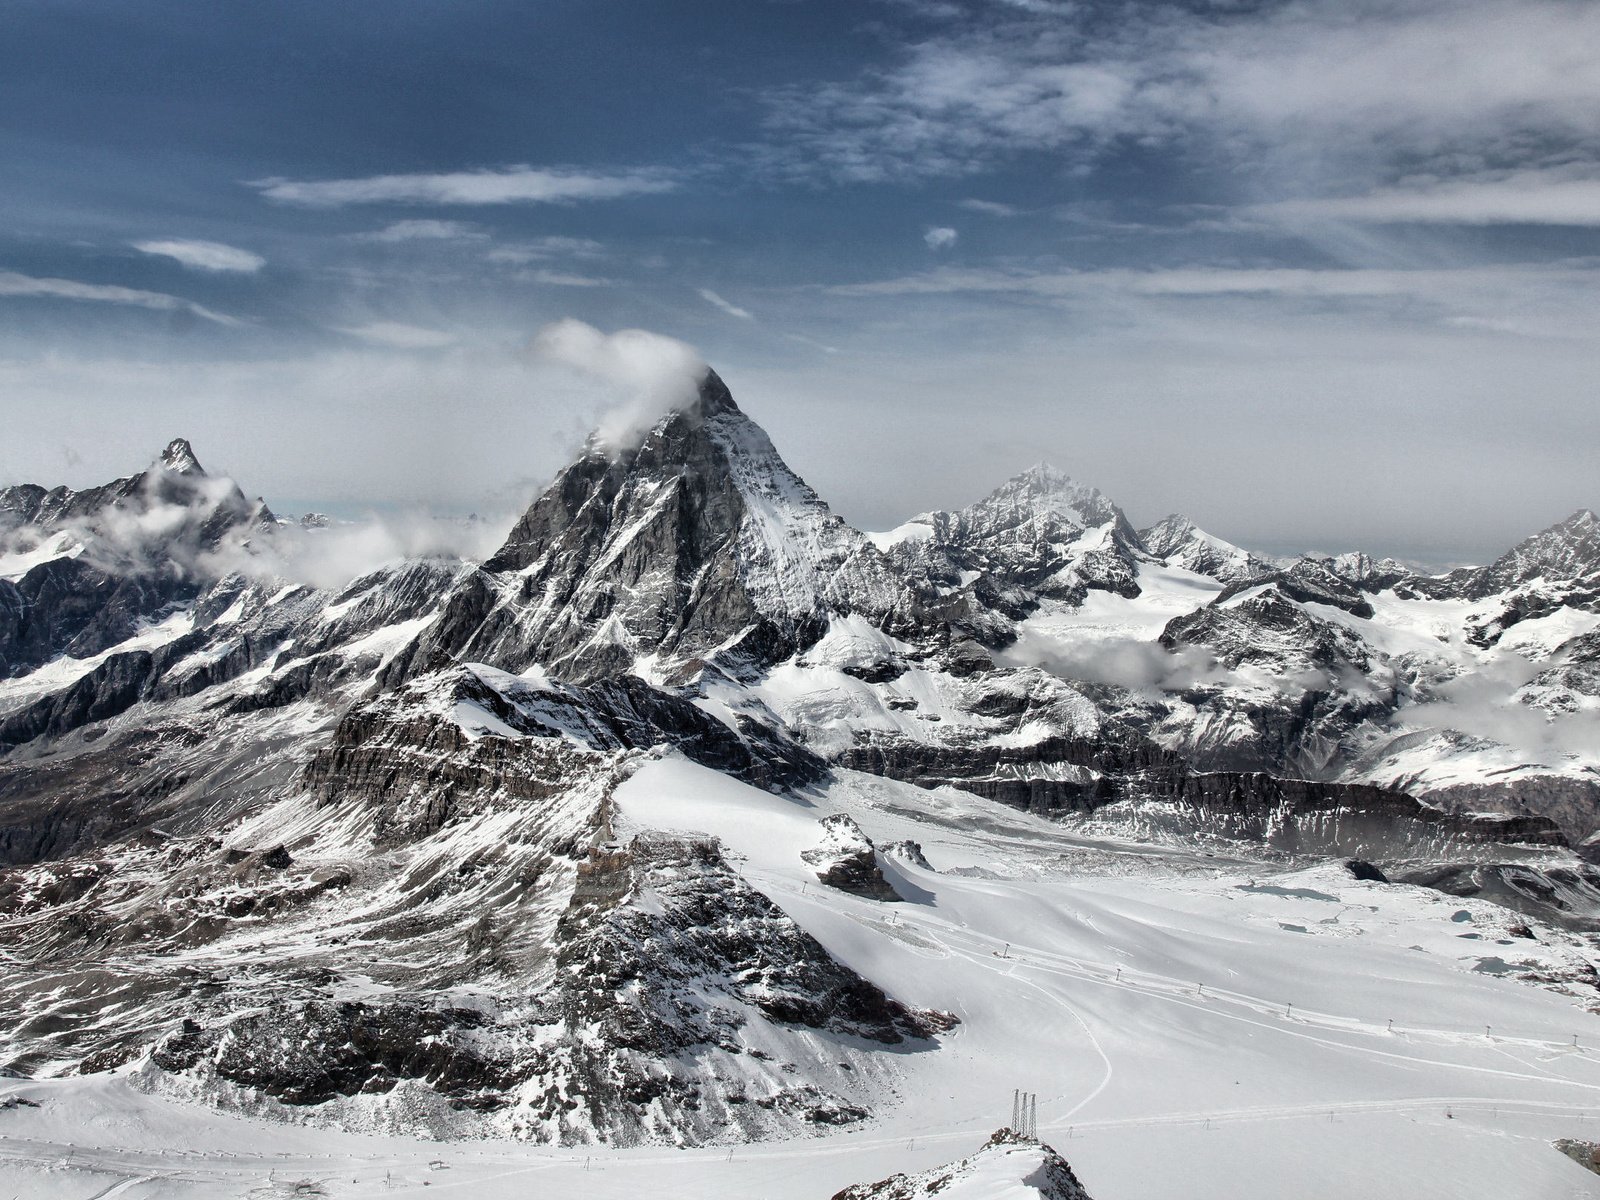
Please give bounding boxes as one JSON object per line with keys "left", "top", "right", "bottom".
{"left": 2, "top": 370, "right": 1600, "bottom": 1197}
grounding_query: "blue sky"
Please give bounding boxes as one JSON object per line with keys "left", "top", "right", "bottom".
{"left": 4, "top": 0, "right": 1599, "bottom": 561}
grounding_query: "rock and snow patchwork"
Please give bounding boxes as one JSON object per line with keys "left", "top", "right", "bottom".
{"left": 388, "top": 370, "right": 917, "bottom": 687}
{"left": 803, "top": 813, "right": 902, "bottom": 901}
{"left": 7, "top": 368, "right": 1600, "bottom": 1196}
{"left": 878, "top": 465, "right": 1152, "bottom": 646}
{"left": 1138, "top": 513, "right": 1272, "bottom": 587}
{"left": 833, "top": 1130, "right": 1095, "bottom": 1200}
{"left": 5, "top": 755, "right": 1600, "bottom": 1195}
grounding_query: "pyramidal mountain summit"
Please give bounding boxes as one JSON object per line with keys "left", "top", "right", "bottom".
{"left": 3, "top": 368, "right": 1600, "bottom": 1197}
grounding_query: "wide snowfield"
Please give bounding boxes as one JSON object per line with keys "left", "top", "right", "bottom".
{"left": 5, "top": 758, "right": 1600, "bottom": 1198}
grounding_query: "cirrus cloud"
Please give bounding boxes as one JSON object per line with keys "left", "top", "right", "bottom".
{"left": 0, "top": 269, "right": 240, "bottom": 326}
{"left": 333, "top": 321, "right": 458, "bottom": 349}
{"left": 132, "top": 239, "right": 265, "bottom": 273}
{"left": 698, "top": 287, "right": 754, "bottom": 320}
{"left": 1248, "top": 170, "right": 1600, "bottom": 227}
{"left": 251, "top": 164, "right": 678, "bottom": 207}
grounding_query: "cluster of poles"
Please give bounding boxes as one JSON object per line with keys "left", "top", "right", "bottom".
{"left": 1011, "top": 1089, "right": 1038, "bottom": 1139}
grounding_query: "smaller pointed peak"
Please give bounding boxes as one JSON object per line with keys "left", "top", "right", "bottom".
{"left": 1138, "top": 513, "right": 1200, "bottom": 556}
{"left": 1146, "top": 513, "right": 1194, "bottom": 533}
{"left": 159, "top": 438, "right": 204, "bottom": 476}
{"left": 695, "top": 367, "right": 740, "bottom": 418}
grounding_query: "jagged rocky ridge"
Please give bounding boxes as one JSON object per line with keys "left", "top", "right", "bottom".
{"left": 386, "top": 370, "right": 918, "bottom": 687}
{"left": 0, "top": 368, "right": 1595, "bottom": 1146}
{"left": 0, "top": 439, "right": 275, "bottom": 678}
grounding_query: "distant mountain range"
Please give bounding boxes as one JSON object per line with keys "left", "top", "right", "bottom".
{"left": 1, "top": 369, "right": 1596, "bottom": 1158}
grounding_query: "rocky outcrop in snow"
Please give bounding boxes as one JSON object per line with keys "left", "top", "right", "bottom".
{"left": 144, "top": 831, "right": 952, "bottom": 1143}
{"left": 1396, "top": 861, "right": 1600, "bottom": 931}
{"left": 803, "top": 813, "right": 901, "bottom": 900}
{"left": 833, "top": 1128, "right": 1095, "bottom": 1200}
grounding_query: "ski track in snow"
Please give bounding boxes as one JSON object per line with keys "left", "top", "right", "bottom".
{"left": 10, "top": 762, "right": 1600, "bottom": 1199}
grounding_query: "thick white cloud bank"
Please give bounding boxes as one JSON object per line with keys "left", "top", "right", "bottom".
{"left": 217, "top": 512, "right": 516, "bottom": 591}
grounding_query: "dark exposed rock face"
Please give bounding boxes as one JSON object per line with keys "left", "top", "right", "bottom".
{"left": 833, "top": 1128, "right": 1094, "bottom": 1200}
{"left": 529, "top": 833, "right": 949, "bottom": 1143}
{"left": 1395, "top": 861, "right": 1600, "bottom": 931}
{"left": 0, "top": 439, "right": 274, "bottom": 678}
{"left": 836, "top": 731, "right": 1565, "bottom": 857}
{"left": 802, "top": 813, "right": 901, "bottom": 901}
{"left": 1409, "top": 775, "right": 1600, "bottom": 846}
{"left": 389, "top": 370, "right": 918, "bottom": 686}
{"left": 1209, "top": 558, "right": 1377, "bottom": 620}
{"left": 303, "top": 666, "right": 825, "bottom": 846}
{"left": 152, "top": 1003, "right": 514, "bottom": 1108}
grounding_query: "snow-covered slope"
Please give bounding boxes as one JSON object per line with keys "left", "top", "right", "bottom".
{"left": 5, "top": 754, "right": 1600, "bottom": 1197}
{"left": 3, "top": 370, "right": 1600, "bottom": 1199}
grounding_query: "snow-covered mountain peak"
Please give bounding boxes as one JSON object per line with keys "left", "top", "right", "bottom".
{"left": 1138, "top": 513, "right": 1273, "bottom": 585}
{"left": 976, "top": 463, "right": 1125, "bottom": 532}
{"left": 158, "top": 437, "right": 205, "bottom": 476}
{"left": 395, "top": 367, "right": 916, "bottom": 683}
{"left": 1485, "top": 507, "right": 1600, "bottom": 586}
{"left": 1138, "top": 512, "right": 1200, "bottom": 555}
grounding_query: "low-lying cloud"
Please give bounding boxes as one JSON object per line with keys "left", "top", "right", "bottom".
{"left": 2, "top": 484, "right": 514, "bottom": 593}
{"left": 210, "top": 512, "right": 515, "bottom": 591}
{"left": 530, "top": 318, "right": 707, "bottom": 450}
{"left": 1398, "top": 652, "right": 1600, "bottom": 766}
{"left": 1001, "top": 631, "right": 1229, "bottom": 692}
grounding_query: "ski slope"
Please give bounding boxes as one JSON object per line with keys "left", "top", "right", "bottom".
{"left": 5, "top": 758, "right": 1600, "bottom": 1198}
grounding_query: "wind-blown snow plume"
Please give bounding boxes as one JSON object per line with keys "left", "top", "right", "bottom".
{"left": 530, "top": 318, "right": 707, "bottom": 451}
